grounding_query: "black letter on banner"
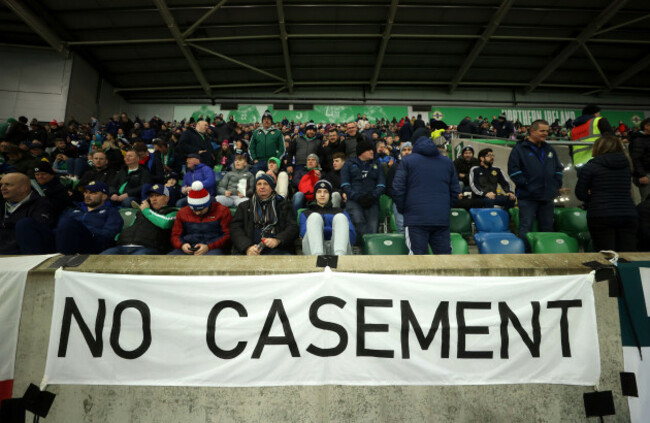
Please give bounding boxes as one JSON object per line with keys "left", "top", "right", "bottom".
{"left": 457, "top": 302, "right": 493, "bottom": 359}
{"left": 357, "top": 299, "right": 394, "bottom": 358}
{"left": 109, "top": 300, "right": 151, "bottom": 359}
{"left": 58, "top": 297, "right": 105, "bottom": 357}
{"left": 306, "top": 296, "right": 348, "bottom": 357}
{"left": 498, "top": 301, "right": 541, "bottom": 359}
{"left": 401, "top": 300, "right": 450, "bottom": 359}
{"left": 547, "top": 300, "right": 582, "bottom": 357}
{"left": 252, "top": 300, "right": 300, "bottom": 358}
{"left": 206, "top": 301, "right": 248, "bottom": 359}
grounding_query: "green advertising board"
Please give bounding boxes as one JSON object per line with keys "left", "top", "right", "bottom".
{"left": 173, "top": 104, "right": 645, "bottom": 128}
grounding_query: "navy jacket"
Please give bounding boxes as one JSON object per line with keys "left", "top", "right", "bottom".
{"left": 0, "top": 192, "right": 56, "bottom": 253}
{"left": 62, "top": 201, "right": 122, "bottom": 240}
{"left": 340, "top": 157, "right": 386, "bottom": 201}
{"left": 507, "top": 139, "right": 563, "bottom": 201}
{"left": 575, "top": 152, "right": 637, "bottom": 218}
{"left": 392, "top": 136, "right": 460, "bottom": 227}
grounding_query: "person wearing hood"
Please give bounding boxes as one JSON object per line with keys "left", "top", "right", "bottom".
{"left": 575, "top": 136, "right": 637, "bottom": 251}
{"left": 392, "top": 136, "right": 460, "bottom": 255}
{"left": 569, "top": 104, "right": 614, "bottom": 167}
{"left": 508, "top": 120, "right": 564, "bottom": 251}
{"left": 493, "top": 113, "right": 515, "bottom": 139}
{"left": 453, "top": 145, "right": 480, "bottom": 192}
{"left": 299, "top": 180, "right": 356, "bottom": 256}
{"left": 216, "top": 154, "right": 255, "bottom": 208}
{"left": 230, "top": 174, "right": 298, "bottom": 255}
{"left": 341, "top": 139, "right": 386, "bottom": 242}
{"left": 249, "top": 110, "right": 285, "bottom": 175}
{"left": 457, "top": 116, "right": 476, "bottom": 138}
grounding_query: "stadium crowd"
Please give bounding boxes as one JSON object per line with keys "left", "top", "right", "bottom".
{"left": 1, "top": 106, "right": 649, "bottom": 256}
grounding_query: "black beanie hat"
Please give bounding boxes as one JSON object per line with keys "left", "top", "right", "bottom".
{"left": 356, "top": 139, "right": 374, "bottom": 157}
{"left": 313, "top": 179, "right": 333, "bottom": 195}
{"left": 262, "top": 110, "right": 273, "bottom": 123}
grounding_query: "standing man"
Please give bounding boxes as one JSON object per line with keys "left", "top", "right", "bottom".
{"left": 508, "top": 120, "right": 564, "bottom": 251}
{"left": 630, "top": 118, "right": 650, "bottom": 202}
{"left": 321, "top": 127, "right": 346, "bottom": 172}
{"left": 340, "top": 139, "right": 386, "bottom": 242}
{"left": 392, "top": 136, "right": 460, "bottom": 255}
{"left": 286, "top": 122, "right": 323, "bottom": 174}
{"left": 492, "top": 114, "right": 515, "bottom": 139}
{"left": 343, "top": 121, "right": 368, "bottom": 159}
{"left": 469, "top": 148, "right": 516, "bottom": 210}
{"left": 249, "top": 110, "right": 285, "bottom": 175}
{"left": 178, "top": 119, "right": 214, "bottom": 166}
{"left": 570, "top": 104, "right": 614, "bottom": 167}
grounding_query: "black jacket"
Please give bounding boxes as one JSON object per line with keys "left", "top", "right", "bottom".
{"left": 39, "top": 176, "right": 72, "bottom": 219}
{"left": 0, "top": 191, "right": 56, "bottom": 253}
{"left": 110, "top": 165, "right": 151, "bottom": 198}
{"left": 178, "top": 128, "right": 214, "bottom": 166}
{"left": 575, "top": 152, "right": 637, "bottom": 218}
{"left": 230, "top": 196, "right": 298, "bottom": 255}
{"left": 453, "top": 157, "right": 480, "bottom": 186}
{"left": 116, "top": 205, "right": 177, "bottom": 252}
{"left": 469, "top": 164, "right": 512, "bottom": 197}
{"left": 630, "top": 132, "right": 650, "bottom": 178}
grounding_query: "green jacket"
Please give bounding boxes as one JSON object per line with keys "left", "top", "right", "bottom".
{"left": 249, "top": 127, "right": 285, "bottom": 162}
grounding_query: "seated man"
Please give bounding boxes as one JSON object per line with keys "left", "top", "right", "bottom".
{"left": 55, "top": 181, "right": 123, "bottom": 254}
{"left": 453, "top": 146, "right": 479, "bottom": 192}
{"left": 299, "top": 180, "right": 355, "bottom": 256}
{"left": 255, "top": 157, "right": 289, "bottom": 199}
{"left": 110, "top": 150, "right": 151, "bottom": 207}
{"left": 101, "top": 184, "right": 178, "bottom": 255}
{"left": 230, "top": 174, "right": 298, "bottom": 255}
{"left": 33, "top": 160, "right": 73, "bottom": 219}
{"left": 323, "top": 152, "right": 346, "bottom": 208}
{"left": 291, "top": 153, "right": 322, "bottom": 215}
{"left": 77, "top": 151, "right": 116, "bottom": 200}
{"left": 469, "top": 148, "right": 516, "bottom": 210}
{"left": 177, "top": 154, "right": 216, "bottom": 207}
{"left": 216, "top": 154, "right": 254, "bottom": 208}
{"left": 1, "top": 172, "right": 56, "bottom": 254}
{"left": 169, "top": 181, "right": 231, "bottom": 255}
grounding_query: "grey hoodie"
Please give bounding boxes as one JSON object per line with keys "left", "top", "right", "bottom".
{"left": 217, "top": 165, "right": 255, "bottom": 196}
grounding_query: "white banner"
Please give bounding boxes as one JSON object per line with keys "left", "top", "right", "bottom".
{"left": 0, "top": 255, "right": 57, "bottom": 400}
{"left": 43, "top": 269, "right": 599, "bottom": 387}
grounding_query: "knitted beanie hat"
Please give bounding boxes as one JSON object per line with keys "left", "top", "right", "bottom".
{"left": 313, "top": 179, "right": 332, "bottom": 195}
{"left": 256, "top": 173, "right": 276, "bottom": 190}
{"left": 187, "top": 181, "right": 211, "bottom": 210}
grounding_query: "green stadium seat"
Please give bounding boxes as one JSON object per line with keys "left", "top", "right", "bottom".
{"left": 449, "top": 208, "right": 472, "bottom": 238}
{"left": 296, "top": 207, "right": 307, "bottom": 224}
{"left": 450, "top": 232, "right": 469, "bottom": 255}
{"left": 119, "top": 208, "right": 138, "bottom": 230}
{"left": 363, "top": 233, "right": 408, "bottom": 255}
{"left": 526, "top": 232, "right": 579, "bottom": 254}
{"left": 577, "top": 231, "right": 594, "bottom": 252}
{"left": 229, "top": 207, "right": 238, "bottom": 216}
{"left": 556, "top": 208, "right": 588, "bottom": 239}
{"left": 378, "top": 195, "right": 393, "bottom": 233}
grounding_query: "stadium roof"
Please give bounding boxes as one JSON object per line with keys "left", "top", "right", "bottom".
{"left": 2, "top": 0, "right": 650, "bottom": 103}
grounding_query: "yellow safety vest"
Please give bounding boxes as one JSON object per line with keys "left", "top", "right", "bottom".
{"left": 570, "top": 117, "right": 601, "bottom": 167}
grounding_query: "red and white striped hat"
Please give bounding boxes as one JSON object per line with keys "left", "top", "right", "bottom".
{"left": 187, "top": 181, "right": 211, "bottom": 210}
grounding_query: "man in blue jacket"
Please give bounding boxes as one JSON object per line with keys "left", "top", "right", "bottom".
{"left": 177, "top": 153, "right": 216, "bottom": 207}
{"left": 393, "top": 136, "right": 460, "bottom": 255}
{"left": 507, "top": 120, "right": 564, "bottom": 251}
{"left": 340, "top": 139, "right": 385, "bottom": 242}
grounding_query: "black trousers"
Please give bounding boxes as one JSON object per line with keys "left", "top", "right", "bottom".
{"left": 587, "top": 215, "right": 638, "bottom": 252}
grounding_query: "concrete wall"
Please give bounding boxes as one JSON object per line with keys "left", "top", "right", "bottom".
{"left": 0, "top": 46, "right": 73, "bottom": 122}
{"left": 14, "top": 252, "right": 650, "bottom": 422}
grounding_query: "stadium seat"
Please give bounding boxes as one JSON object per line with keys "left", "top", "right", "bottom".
{"left": 475, "top": 233, "right": 525, "bottom": 254}
{"left": 119, "top": 208, "right": 137, "bottom": 229}
{"left": 363, "top": 233, "right": 408, "bottom": 255}
{"left": 556, "top": 208, "right": 588, "bottom": 239}
{"left": 296, "top": 207, "right": 307, "bottom": 224}
{"left": 470, "top": 208, "right": 509, "bottom": 233}
{"left": 509, "top": 207, "right": 538, "bottom": 233}
{"left": 473, "top": 231, "right": 518, "bottom": 244}
{"left": 449, "top": 232, "right": 469, "bottom": 255}
{"left": 577, "top": 231, "right": 594, "bottom": 252}
{"left": 229, "top": 207, "right": 237, "bottom": 216}
{"left": 526, "top": 232, "right": 579, "bottom": 254}
{"left": 450, "top": 208, "right": 472, "bottom": 238}
{"left": 378, "top": 195, "right": 393, "bottom": 233}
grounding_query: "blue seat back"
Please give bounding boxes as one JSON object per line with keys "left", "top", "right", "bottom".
{"left": 470, "top": 208, "right": 509, "bottom": 233}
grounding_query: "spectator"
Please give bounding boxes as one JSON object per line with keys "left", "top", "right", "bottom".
{"left": 102, "top": 184, "right": 178, "bottom": 255}
{"left": 300, "top": 180, "right": 355, "bottom": 255}
{"left": 212, "top": 114, "right": 233, "bottom": 144}
{"left": 630, "top": 118, "right": 650, "bottom": 202}
{"left": 249, "top": 110, "right": 285, "bottom": 174}
{"left": 343, "top": 121, "right": 368, "bottom": 159}
{"left": 287, "top": 122, "right": 323, "bottom": 174}
{"left": 324, "top": 152, "right": 347, "bottom": 208}
{"left": 341, "top": 139, "right": 386, "bottom": 242}
{"left": 170, "top": 181, "right": 232, "bottom": 255}
{"left": 322, "top": 127, "right": 346, "bottom": 172}
{"left": 570, "top": 104, "right": 614, "bottom": 167}
{"left": 178, "top": 119, "right": 214, "bottom": 166}
{"left": 3, "top": 144, "right": 31, "bottom": 175}
{"left": 215, "top": 139, "right": 235, "bottom": 173}
{"left": 216, "top": 154, "right": 255, "bottom": 208}
{"left": 33, "top": 161, "right": 72, "bottom": 219}
{"left": 230, "top": 174, "right": 298, "bottom": 255}
{"left": 493, "top": 114, "right": 515, "bottom": 138}
{"left": 469, "top": 148, "right": 516, "bottom": 210}
{"left": 385, "top": 142, "right": 413, "bottom": 234}
{"left": 140, "top": 122, "right": 156, "bottom": 143}
{"left": 508, "top": 120, "right": 563, "bottom": 251}
{"left": 257, "top": 156, "right": 289, "bottom": 199}
{"left": 457, "top": 117, "right": 476, "bottom": 138}
{"left": 575, "top": 136, "right": 637, "bottom": 251}
{"left": 177, "top": 153, "right": 216, "bottom": 207}
{"left": 392, "top": 136, "right": 460, "bottom": 255}
{"left": 0, "top": 172, "right": 56, "bottom": 254}
{"left": 102, "top": 133, "right": 126, "bottom": 172}
{"left": 110, "top": 150, "right": 152, "bottom": 207}
{"left": 292, "top": 154, "right": 322, "bottom": 215}
{"left": 77, "top": 151, "right": 116, "bottom": 199}
{"left": 453, "top": 146, "right": 480, "bottom": 192}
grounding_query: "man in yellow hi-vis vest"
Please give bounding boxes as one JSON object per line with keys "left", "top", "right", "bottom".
{"left": 570, "top": 104, "right": 614, "bottom": 167}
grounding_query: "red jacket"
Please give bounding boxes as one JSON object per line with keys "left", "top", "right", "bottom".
{"left": 170, "top": 202, "right": 232, "bottom": 251}
{"left": 298, "top": 169, "right": 320, "bottom": 201}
